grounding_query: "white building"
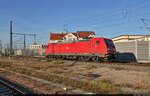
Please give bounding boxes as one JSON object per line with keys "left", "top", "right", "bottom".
{"left": 30, "top": 44, "right": 48, "bottom": 56}
{"left": 50, "top": 31, "right": 95, "bottom": 43}
{"left": 112, "top": 35, "right": 150, "bottom": 43}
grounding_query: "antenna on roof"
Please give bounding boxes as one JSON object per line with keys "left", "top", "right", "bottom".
{"left": 64, "top": 24, "right": 68, "bottom": 33}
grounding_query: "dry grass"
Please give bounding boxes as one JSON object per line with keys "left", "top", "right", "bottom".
{"left": 53, "top": 60, "right": 64, "bottom": 65}
{"left": 119, "top": 82, "right": 132, "bottom": 88}
{"left": 0, "top": 71, "right": 73, "bottom": 94}
{"left": 46, "top": 68, "right": 64, "bottom": 74}
{"left": 135, "top": 80, "right": 149, "bottom": 89}
{"left": 91, "top": 79, "right": 116, "bottom": 91}
{"left": 0, "top": 63, "right": 121, "bottom": 94}
{"left": 1, "top": 56, "right": 150, "bottom": 93}
{"left": 46, "top": 59, "right": 52, "bottom": 62}
{"left": 86, "top": 65, "right": 98, "bottom": 70}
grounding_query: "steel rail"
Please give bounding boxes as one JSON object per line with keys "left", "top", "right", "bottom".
{"left": 0, "top": 79, "right": 25, "bottom": 95}
{"left": 0, "top": 76, "right": 33, "bottom": 95}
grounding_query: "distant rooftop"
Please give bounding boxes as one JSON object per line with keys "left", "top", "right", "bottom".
{"left": 112, "top": 35, "right": 150, "bottom": 39}
{"left": 50, "top": 31, "right": 95, "bottom": 40}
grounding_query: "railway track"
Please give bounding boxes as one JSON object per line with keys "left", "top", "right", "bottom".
{"left": 0, "top": 76, "right": 33, "bottom": 95}
{"left": 46, "top": 58, "right": 150, "bottom": 67}
{"left": 4, "top": 56, "right": 149, "bottom": 72}
{"left": 6, "top": 56, "right": 150, "bottom": 68}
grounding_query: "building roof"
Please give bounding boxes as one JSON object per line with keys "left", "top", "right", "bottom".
{"left": 112, "top": 35, "right": 150, "bottom": 39}
{"left": 112, "top": 35, "right": 150, "bottom": 42}
{"left": 50, "top": 33, "right": 66, "bottom": 40}
{"left": 77, "top": 31, "right": 95, "bottom": 38}
{"left": 50, "top": 31, "right": 95, "bottom": 40}
{"left": 71, "top": 33, "right": 78, "bottom": 36}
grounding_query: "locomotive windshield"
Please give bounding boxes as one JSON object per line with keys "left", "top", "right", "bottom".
{"left": 104, "top": 39, "right": 115, "bottom": 47}
{"left": 96, "top": 41, "right": 100, "bottom": 45}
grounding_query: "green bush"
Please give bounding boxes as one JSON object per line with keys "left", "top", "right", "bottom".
{"left": 53, "top": 60, "right": 64, "bottom": 65}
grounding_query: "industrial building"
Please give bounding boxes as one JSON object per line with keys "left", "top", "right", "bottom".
{"left": 112, "top": 35, "right": 150, "bottom": 62}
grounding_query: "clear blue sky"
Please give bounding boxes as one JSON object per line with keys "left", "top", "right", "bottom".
{"left": 0, "top": 0, "right": 150, "bottom": 48}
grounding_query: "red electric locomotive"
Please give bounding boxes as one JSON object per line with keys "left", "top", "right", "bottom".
{"left": 46, "top": 37, "right": 116, "bottom": 61}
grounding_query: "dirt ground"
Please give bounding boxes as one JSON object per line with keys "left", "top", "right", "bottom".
{"left": 0, "top": 56, "right": 150, "bottom": 91}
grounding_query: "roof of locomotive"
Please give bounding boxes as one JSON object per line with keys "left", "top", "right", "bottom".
{"left": 50, "top": 37, "right": 111, "bottom": 44}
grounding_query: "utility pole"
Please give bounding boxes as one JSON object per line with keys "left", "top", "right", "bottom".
{"left": 24, "top": 34, "right": 26, "bottom": 51}
{"left": 0, "top": 40, "right": 2, "bottom": 55}
{"left": 10, "top": 20, "right": 13, "bottom": 55}
{"left": 0, "top": 40, "right": 2, "bottom": 49}
{"left": 9, "top": 20, "right": 37, "bottom": 55}
{"left": 34, "top": 34, "right": 36, "bottom": 44}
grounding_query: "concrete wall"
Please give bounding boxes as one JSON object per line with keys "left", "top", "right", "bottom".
{"left": 114, "top": 41, "right": 149, "bottom": 62}
{"left": 115, "top": 42, "right": 136, "bottom": 53}
{"left": 114, "top": 41, "right": 137, "bottom": 62}
{"left": 136, "top": 41, "right": 149, "bottom": 60}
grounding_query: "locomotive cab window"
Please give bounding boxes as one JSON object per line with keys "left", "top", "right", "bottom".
{"left": 96, "top": 41, "right": 100, "bottom": 45}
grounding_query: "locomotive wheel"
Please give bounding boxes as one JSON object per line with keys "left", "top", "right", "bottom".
{"left": 99, "top": 58, "right": 104, "bottom": 62}
{"left": 61, "top": 56, "right": 65, "bottom": 60}
{"left": 79, "top": 56, "right": 84, "bottom": 60}
{"left": 84, "top": 56, "right": 90, "bottom": 61}
{"left": 92, "top": 57, "right": 99, "bottom": 62}
{"left": 55, "top": 56, "right": 59, "bottom": 60}
{"left": 52, "top": 56, "right": 57, "bottom": 60}
{"left": 77, "top": 56, "right": 81, "bottom": 60}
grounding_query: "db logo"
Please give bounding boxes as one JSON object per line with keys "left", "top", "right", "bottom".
{"left": 66, "top": 47, "right": 69, "bottom": 50}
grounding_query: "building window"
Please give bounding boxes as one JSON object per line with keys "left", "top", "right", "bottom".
{"left": 69, "top": 39, "right": 72, "bottom": 41}
{"left": 64, "top": 37, "right": 66, "bottom": 40}
{"left": 68, "top": 35, "right": 72, "bottom": 37}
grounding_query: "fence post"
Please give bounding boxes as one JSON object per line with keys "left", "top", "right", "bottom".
{"left": 135, "top": 40, "right": 138, "bottom": 60}
{"left": 148, "top": 40, "right": 150, "bottom": 61}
